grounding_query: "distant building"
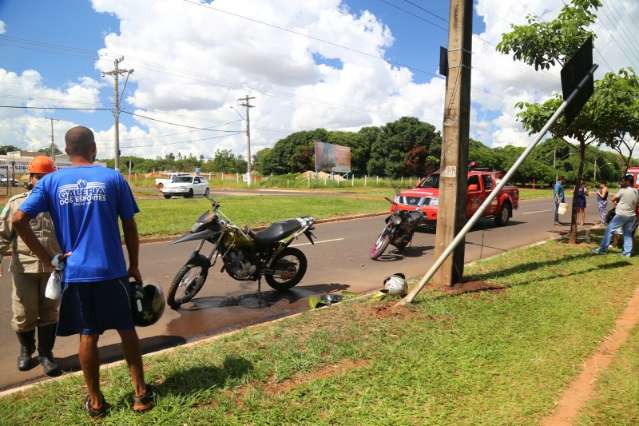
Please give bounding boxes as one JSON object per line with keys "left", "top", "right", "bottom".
{"left": 0, "top": 151, "right": 104, "bottom": 177}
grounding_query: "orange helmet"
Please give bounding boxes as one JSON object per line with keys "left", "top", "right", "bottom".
{"left": 28, "top": 156, "right": 56, "bottom": 174}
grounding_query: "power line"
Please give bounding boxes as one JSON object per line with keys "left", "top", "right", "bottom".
{"left": 375, "top": 0, "right": 447, "bottom": 31}
{"left": 120, "top": 110, "right": 244, "bottom": 133}
{"left": 0, "top": 105, "right": 110, "bottom": 111}
{"left": 603, "top": 2, "right": 639, "bottom": 67}
{"left": 400, "top": 0, "right": 448, "bottom": 24}
{"left": 180, "top": 0, "right": 442, "bottom": 79}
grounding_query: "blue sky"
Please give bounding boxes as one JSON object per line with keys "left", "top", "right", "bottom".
{"left": 5, "top": 0, "right": 630, "bottom": 158}
{"left": 0, "top": 0, "right": 488, "bottom": 140}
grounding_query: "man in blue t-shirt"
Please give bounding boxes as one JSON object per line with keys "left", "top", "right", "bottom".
{"left": 13, "top": 126, "right": 154, "bottom": 416}
{"left": 553, "top": 176, "right": 566, "bottom": 225}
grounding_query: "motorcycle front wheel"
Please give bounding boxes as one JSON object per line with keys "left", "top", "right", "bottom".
{"left": 370, "top": 228, "right": 391, "bottom": 260}
{"left": 265, "top": 247, "right": 307, "bottom": 291}
{"left": 167, "top": 263, "right": 209, "bottom": 309}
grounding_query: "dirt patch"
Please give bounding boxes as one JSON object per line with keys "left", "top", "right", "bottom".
{"left": 542, "top": 285, "right": 639, "bottom": 426}
{"left": 264, "top": 358, "right": 369, "bottom": 396}
{"left": 440, "top": 280, "right": 506, "bottom": 296}
{"left": 370, "top": 301, "right": 416, "bottom": 319}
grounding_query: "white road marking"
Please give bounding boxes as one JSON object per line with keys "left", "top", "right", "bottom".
{"left": 521, "top": 209, "right": 552, "bottom": 215}
{"left": 292, "top": 237, "right": 345, "bottom": 247}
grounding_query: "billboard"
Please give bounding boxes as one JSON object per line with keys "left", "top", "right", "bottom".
{"left": 314, "top": 141, "right": 352, "bottom": 173}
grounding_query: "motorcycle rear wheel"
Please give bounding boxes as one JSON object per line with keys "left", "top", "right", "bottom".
{"left": 265, "top": 247, "right": 307, "bottom": 291}
{"left": 167, "top": 264, "right": 209, "bottom": 309}
{"left": 370, "top": 229, "right": 391, "bottom": 260}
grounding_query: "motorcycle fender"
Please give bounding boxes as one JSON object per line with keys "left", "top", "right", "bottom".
{"left": 186, "top": 252, "right": 211, "bottom": 269}
{"left": 173, "top": 229, "right": 216, "bottom": 244}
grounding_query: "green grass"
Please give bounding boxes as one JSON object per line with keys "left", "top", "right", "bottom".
{"left": 517, "top": 187, "right": 554, "bottom": 200}
{"left": 2, "top": 240, "right": 638, "bottom": 425}
{"left": 578, "top": 323, "right": 639, "bottom": 425}
{"left": 135, "top": 195, "right": 387, "bottom": 237}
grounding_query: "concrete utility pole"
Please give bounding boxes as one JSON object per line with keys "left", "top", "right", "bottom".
{"left": 238, "top": 95, "right": 255, "bottom": 186}
{"left": 432, "top": 0, "right": 473, "bottom": 287}
{"left": 46, "top": 117, "right": 59, "bottom": 159}
{"left": 104, "top": 57, "right": 133, "bottom": 171}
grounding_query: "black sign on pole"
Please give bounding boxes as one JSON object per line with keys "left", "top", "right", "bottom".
{"left": 560, "top": 37, "right": 594, "bottom": 124}
{"left": 439, "top": 46, "right": 448, "bottom": 77}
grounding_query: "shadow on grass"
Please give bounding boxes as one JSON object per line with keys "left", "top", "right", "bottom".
{"left": 114, "top": 355, "right": 254, "bottom": 406}
{"left": 431, "top": 252, "right": 632, "bottom": 301}
{"left": 157, "top": 355, "right": 253, "bottom": 396}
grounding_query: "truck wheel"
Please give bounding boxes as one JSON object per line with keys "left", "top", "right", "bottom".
{"left": 163, "top": 194, "right": 172, "bottom": 199}
{"left": 186, "top": 189, "right": 194, "bottom": 198}
{"left": 204, "top": 188, "right": 210, "bottom": 197}
{"left": 495, "top": 202, "right": 511, "bottom": 226}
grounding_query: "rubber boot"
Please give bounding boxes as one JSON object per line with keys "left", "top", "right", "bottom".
{"left": 37, "top": 324, "right": 61, "bottom": 377}
{"left": 16, "top": 330, "right": 36, "bottom": 371}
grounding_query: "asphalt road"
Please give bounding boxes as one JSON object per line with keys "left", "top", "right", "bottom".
{"left": 0, "top": 197, "right": 600, "bottom": 391}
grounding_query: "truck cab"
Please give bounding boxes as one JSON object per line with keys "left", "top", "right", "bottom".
{"left": 392, "top": 169, "right": 519, "bottom": 226}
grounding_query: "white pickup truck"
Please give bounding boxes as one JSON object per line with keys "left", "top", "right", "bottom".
{"left": 162, "top": 175, "right": 210, "bottom": 199}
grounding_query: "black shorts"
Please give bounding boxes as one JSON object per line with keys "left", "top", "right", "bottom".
{"left": 57, "top": 278, "right": 135, "bottom": 336}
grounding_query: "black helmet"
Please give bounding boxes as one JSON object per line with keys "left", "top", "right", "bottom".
{"left": 130, "top": 281, "right": 165, "bottom": 327}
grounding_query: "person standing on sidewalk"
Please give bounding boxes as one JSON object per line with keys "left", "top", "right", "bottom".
{"left": 553, "top": 177, "right": 566, "bottom": 225}
{"left": 0, "top": 156, "right": 61, "bottom": 376}
{"left": 596, "top": 181, "right": 609, "bottom": 225}
{"left": 592, "top": 175, "right": 639, "bottom": 257}
{"left": 575, "top": 179, "right": 588, "bottom": 226}
{"left": 12, "top": 126, "right": 154, "bottom": 418}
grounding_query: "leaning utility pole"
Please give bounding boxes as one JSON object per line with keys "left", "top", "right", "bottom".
{"left": 238, "top": 95, "right": 255, "bottom": 186}
{"left": 432, "top": 0, "right": 473, "bottom": 287}
{"left": 104, "top": 57, "right": 133, "bottom": 171}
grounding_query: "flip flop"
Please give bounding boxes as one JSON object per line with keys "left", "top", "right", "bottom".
{"left": 83, "top": 393, "right": 111, "bottom": 418}
{"left": 133, "top": 384, "right": 156, "bottom": 413}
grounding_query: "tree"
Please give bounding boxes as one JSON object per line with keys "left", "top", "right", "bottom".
{"left": 253, "top": 148, "right": 273, "bottom": 175}
{"left": 498, "top": 0, "right": 602, "bottom": 243}
{"left": 589, "top": 69, "right": 639, "bottom": 173}
{"left": 0, "top": 145, "right": 20, "bottom": 155}
{"left": 38, "top": 144, "right": 63, "bottom": 156}
{"left": 367, "top": 117, "right": 441, "bottom": 178}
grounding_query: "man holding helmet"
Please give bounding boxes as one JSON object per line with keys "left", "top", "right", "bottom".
{"left": 0, "top": 156, "right": 61, "bottom": 376}
{"left": 12, "top": 126, "right": 156, "bottom": 417}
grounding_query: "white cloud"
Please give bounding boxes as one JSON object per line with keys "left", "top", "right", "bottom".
{"left": 0, "top": 69, "right": 101, "bottom": 151}
{"left": 0, "top": 20, "right": 6, "bottom": 34}
{"left": 87, "top": 0, "right": 444, "bottom": 158}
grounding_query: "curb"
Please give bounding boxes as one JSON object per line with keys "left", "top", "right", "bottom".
{"left": 0, "top": 232, "right": 565, "bottom": 398}
{"left": 138, "top": 211, "right": 388, "bottom": 244}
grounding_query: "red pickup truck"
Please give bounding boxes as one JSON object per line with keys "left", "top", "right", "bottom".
{"left": 391, "top": 169, "right": 520, "bottom": 226}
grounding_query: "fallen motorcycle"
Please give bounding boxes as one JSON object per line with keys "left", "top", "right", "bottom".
{"left": 370, "top": 197, "right": 425, "bottom": 260}
{"left": 167, "top": 199, "right": 316, "bottom": 309}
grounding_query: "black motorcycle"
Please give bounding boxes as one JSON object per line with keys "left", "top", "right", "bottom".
{"left": 370, "top": 197, "right": 425, "bottom": 260}
{"left": 167, "top": 199, "right": 316, "bottom": 309}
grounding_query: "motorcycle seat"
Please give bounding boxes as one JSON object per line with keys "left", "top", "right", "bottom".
{"left": 253, "top": 220, "right": 302, "bottom": 247}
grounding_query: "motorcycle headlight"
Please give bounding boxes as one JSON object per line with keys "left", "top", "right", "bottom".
{"left": 391, "top": 215, "right": 402, "bottom": 225}
{"left": 429, "top": 197, "right": 439, "bottom": 206}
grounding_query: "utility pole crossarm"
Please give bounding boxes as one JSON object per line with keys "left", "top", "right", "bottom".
{"left": 104, "top": 56, "right": 134, "bottom": 171}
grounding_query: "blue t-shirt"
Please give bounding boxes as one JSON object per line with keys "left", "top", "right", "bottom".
{"left": 553, "top": 182, "right": 565, "bottom": 202}
{"left": 19, "top": 165, "right": 139, "bottom": 283}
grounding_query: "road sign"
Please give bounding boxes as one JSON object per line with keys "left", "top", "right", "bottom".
{"left": 561, "top": 37, "right": 594, "bottom": 124}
